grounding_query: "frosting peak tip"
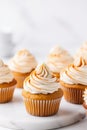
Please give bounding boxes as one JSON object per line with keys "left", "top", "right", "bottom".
{"left": 35, "top": 63, "right": 49, "bottom": 74}
{"left": 74, "top": 57, "right": 87, "bottom": 67}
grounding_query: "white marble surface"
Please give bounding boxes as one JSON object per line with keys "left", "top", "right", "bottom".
{"left": 0, "top": 0, "right": 87, "bottom": 129}
{"left": 0, "top": 89, "right": 86, "bottom": 130}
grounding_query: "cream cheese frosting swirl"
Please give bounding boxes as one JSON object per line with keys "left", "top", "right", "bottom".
{"left": 46, "top": 46, "right": 73, "bottom": 73}
{"left": 75, "top": 42, "right": 87, "bottom": 61}
{"left": 60, "top": 57, "right": 87, "bottom": 85}
{"left": 0, "top": 59, "right": 14, "bottom": 84}
{"left": 9, "top": 49, "right": 37, "bottom": 73}
{"left": 24, "top": 63, "right": 59, "bottom": 94}
{"left": 83, "top": 89, "right": 87, "bottom": 105}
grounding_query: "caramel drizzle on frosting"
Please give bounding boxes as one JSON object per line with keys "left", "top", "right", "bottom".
{"left": 74, "top": 57, "right": 86, "bottom": 67}
{"left": 60, "top": 57, "right": 87, "bottom": 85}
{"left": 24, "top": 63, "right": 59, "bottom": 94}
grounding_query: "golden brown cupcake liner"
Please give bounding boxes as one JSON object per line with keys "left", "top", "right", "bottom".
{"left": 62, "top": 86, "right": 84, "bottom": 104}
{"left": 23, "top": 98, "right": 62, "bottom": 116}
{"left": 0, "top": 85, "right": 15, "bottom": 103}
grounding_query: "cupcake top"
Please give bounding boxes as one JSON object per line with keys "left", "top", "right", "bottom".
{"left": 75, "top": 42, "right": 87, "bottom": 61}
{"left": 0, "top": 59, "right": 14, "bottom": 84}
{"left": 9, "top": 49, "right": 37, "bottom": 73}
{"left": 24, "top": 63, "right": 59, "bottom": 94}
{"left": 83, "top": 89, "right": 87, "bottom": 105}
{"left": 46, "top": 46, "right": 73, "bottom": 73}
{"left": 60, "top": 57, "right": 87, "bottom": 85}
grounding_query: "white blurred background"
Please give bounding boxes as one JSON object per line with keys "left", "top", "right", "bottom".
{"left": 0, "top": 0, "right": 87, "bottom": 61}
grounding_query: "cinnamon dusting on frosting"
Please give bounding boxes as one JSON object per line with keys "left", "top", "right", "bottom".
{"left": 9, "top": 49, "right": 37, "bottom": 73}
{"left": 24, "top": 63, "right": 59, "bottom": 94}
{"left": 60, "top": 57, "right": 87, "bottom": 85}
{"left": 46, "top": 46, "right": 73, "bottom": 73}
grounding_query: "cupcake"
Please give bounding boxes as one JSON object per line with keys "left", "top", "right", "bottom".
{"left": 8, "top": 49, "right": 37, "bottom": 88}
{"left": 22, "top": 63, "right": 63, "bottom": 116}
{"left": 83, "top": 89, "right": 87, "bottom": 109}
{"left": 0, "top": 59, "right": 16, "bottom": 103}
{"left": 46, "top": 45, "right": 73, "bottom": 80}
{"left": 60, "top": 57, "right": 87, "bottom": 104}
{"left": 75, "top": 42, "right": 87, "bottom": 61}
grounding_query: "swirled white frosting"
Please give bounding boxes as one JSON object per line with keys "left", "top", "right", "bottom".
{"left": 60, "top": 57, "right": 87, "bottom": 85}
{"left": 46, "top": 46, "right": 73, "bottom": 73}
{"left": 9, "top": 49, "right": 37, "bottom": 73}
{"left": 0, "top": 59, "right": 14, "bottom": 84}
{"left": 83, "top": 89, "right": 87, "bottom": 105}
{"left": 24, "top": 63, "right": 59, "bottom": 94}
{"left": 75, "top": 42, "right": 87, "bottom": 61}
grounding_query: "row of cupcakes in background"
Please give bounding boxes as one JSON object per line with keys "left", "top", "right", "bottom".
{"left": 8, "top": 42, "right": 87, "bottom": 105}
{"left": 0, "top": 42, "right": 87, "bottom": 116}
{"left": 8, "top": 45, "right": 74, "bottom": 88}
